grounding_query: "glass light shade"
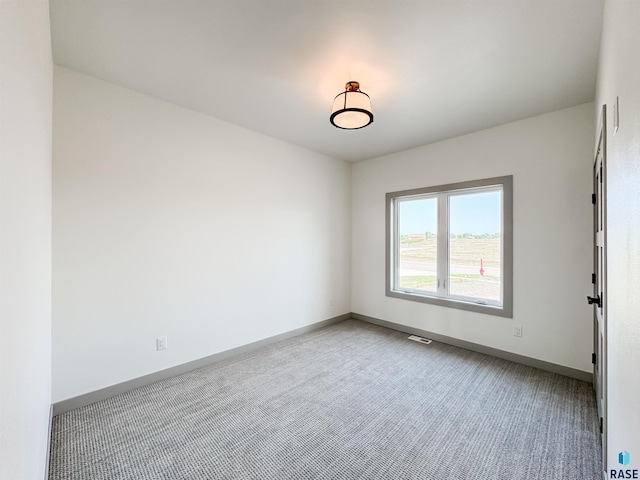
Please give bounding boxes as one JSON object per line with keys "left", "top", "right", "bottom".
{"left": 330, "top": 81, "right": 373, "bottom": 129}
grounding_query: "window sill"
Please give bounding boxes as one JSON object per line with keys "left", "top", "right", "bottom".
{"left": 386, "top": 289, "right": 513, "bottom": 318}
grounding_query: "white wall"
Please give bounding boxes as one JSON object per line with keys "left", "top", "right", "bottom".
{"left": 0, "top": 1, "right": 53, "bottom": 479}
{"left": 52, "top": 67, "right": 351, "bottom": 402}
{"left": 596, "top": 0, "right": 640, "bottom": 472}
{"left": 352, "top": 103, "right": 594, "bottom": 373}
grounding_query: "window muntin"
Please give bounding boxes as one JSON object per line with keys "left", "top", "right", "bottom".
{"left": 386, "top": 176, "right": 513, "bottom": 318}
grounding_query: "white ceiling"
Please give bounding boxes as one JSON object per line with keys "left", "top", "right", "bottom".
{"left": 50, "top": 0, "right": 604, "bottom": 162}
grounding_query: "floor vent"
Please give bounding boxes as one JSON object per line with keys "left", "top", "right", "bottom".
{"left": 408, "top": 335, "right": 432, "bottom": 345}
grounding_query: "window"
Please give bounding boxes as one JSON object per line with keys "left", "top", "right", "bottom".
{"left": 386, "top": 176, "right": 513, "bottom": 317}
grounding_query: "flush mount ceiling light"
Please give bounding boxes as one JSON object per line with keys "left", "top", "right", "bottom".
{"left": 330, "top": 81, "right": 373, "bottom": 130}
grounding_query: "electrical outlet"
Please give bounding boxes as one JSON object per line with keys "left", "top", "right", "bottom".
{"left": 513, "top": 326, "right": 523, "bottom": 338}
{"left": 329, "top": 298, "right": 334, "bottom": 307}
{"left": 156, "top": 336, "right": 168, "bottom": 350}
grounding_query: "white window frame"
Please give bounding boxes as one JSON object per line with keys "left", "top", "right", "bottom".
{"left": 385, "top": 176, "right": 513, "bottom": 318}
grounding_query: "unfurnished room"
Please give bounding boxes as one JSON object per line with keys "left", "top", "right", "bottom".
{"left": 1, "top": 1, "right": 640, "bottom": 479}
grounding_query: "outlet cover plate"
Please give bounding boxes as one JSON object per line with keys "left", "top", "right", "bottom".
{"left": 156, "top": 336, "right": 168, "bottom": 350}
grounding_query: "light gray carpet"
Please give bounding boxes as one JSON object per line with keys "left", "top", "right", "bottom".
{"left": 49, "top": 320, "right": 602, "bottom": 480}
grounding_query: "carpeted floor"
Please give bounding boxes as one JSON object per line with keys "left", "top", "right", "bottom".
{"left": 49, "top": 320, "right": 602, "bottom": 479}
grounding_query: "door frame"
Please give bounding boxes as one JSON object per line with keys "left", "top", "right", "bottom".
{"left": 592, "top": 104, "right": 607, "bottom": 472}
